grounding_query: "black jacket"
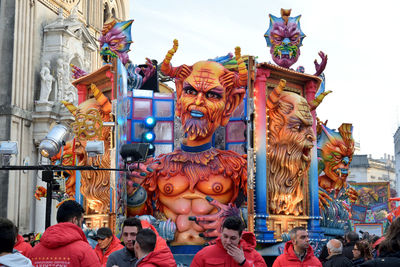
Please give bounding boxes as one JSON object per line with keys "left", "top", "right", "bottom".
{"left": 343, "top": 241, "right": 356, "bottom": 260}
{"left": 360, "top": 251, "right": 400, "bottom": 267}
{"left": 323, "top": 254, "right": 353, "bottom": 267}
{"left": 352, "top": 257, "right": 365, "bottom": 266}
{"left": 106, "top": 247, "right": 138, "bottom": 267}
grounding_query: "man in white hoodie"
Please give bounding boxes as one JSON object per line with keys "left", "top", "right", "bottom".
{"left": 0, "top": 217, "right": 33, "bottom": 267}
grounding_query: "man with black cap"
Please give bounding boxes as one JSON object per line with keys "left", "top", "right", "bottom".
{"left": 94, "top": 227, "right": 123, "bottom": 267}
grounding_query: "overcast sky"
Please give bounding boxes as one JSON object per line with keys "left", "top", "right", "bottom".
{"left": 129, "top": 0, "right": 400, "bottom": 159}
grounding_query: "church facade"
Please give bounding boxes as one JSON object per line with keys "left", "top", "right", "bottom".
{"left": 0, "top": 0, "right": 128, "bottom": 233}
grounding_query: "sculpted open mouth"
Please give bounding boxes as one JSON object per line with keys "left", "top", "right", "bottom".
{"left": 302, "top": 145, "right": 313, "bottom": 162}
{"left": 276, "top": 51, "right": 294, "bottom": 59}
{"left": 100, "top": 50, "right": 117, "bottom": 63}
{"left": 334, "top": 168, "right": 349, "bottom": 179}
{"left": 190, "top": 110, "right": 204, "bottom": 118}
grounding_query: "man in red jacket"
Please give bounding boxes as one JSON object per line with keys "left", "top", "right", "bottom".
{"left": 14, "top": 229, "right": 32, "bottom": 257}
{"left": 134, "top": 228, "right": 176, "bottom": 267}
{"left": 191, "top": 216, "right": 267, "bottom": 267}
{"left": 28, "top": 200, "right": 101, "bottom": 266}
{"left": 94, "top": 227, "right": 124, "bottom": 267}
{"left": 272, "top": 227, "right": 322, "bottom": 267}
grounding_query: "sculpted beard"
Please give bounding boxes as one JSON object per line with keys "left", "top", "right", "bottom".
{"left": 182, "top": 114, "right": 210, "bottom": 141}
{"left": 268, "top": 129, "right": 311, "bottom": 215}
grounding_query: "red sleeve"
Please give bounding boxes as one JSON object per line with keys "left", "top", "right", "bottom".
{"left": 81, "top": 244, "right": 102, "bottom": 267}
{"left": 190, "top": 252, "right": 203, "bottom": 267}
{"left": 242, "top": 250, "right": 267, "bottom": 267}
{"left": 272, "top": 255, "right": 283, "bottom": 267}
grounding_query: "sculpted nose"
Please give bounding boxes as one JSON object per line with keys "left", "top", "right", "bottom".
{"left": 282, "top": 37, "right": 291, "bottom": 46}
{"left": 195, "top": 93, "right": 204, "bottom": 106}
{"left": 306, "top": 133, "right": 315, "bottom": 142}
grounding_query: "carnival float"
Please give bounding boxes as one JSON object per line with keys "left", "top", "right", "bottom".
{"left": 34, "top": 7, "right": 399, "bottom": 262}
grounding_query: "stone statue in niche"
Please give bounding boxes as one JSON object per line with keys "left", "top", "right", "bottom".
{"left": 39, "top": 61, "right": 55, "bottom": 102}
{"left": 56, "top": 58, "right": 65, "bottom": 101}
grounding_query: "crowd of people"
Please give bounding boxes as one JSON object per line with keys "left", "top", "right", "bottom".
{"left": 1, "top": 199, "right": 400, "bottom": 267}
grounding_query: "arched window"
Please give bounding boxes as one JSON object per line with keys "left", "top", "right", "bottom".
{"left": 103, "top": 3, "right": 110, "bottom": 23}
{"left": 111, "top": 8, "right": 116, "bottom": 19}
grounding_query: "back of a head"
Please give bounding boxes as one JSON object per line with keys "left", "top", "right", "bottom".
{"left": 222, "top": 216, "right": 245, "bottom": 236}
{"left": 346, "top": 231, "right": 359, "bottom": 243}
{"left": 378, "top": 217, "right": 400, "bottom": 254}
{"left": 56, "top": 200, "right": 84, "bottom": 223}
{"left": 136, "top": 228, "right": 156, "bottom": 253}
{"left": 0, "top": 218, "right": 17, "bottom": 253}
{"left": 123, "top": 217, "right": 142, "bottom": 231}
{"left": 327, "top": 239, "right": 343, "bottom": 254}
{"left": 289, "top": 226, "right": 306, "bottom": 241}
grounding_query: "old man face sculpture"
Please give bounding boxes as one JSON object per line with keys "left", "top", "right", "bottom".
{"left": 267, "top": 80, "right": 315, "bottom": 216}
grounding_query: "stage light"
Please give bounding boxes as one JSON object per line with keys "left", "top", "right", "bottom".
{"left": 143, "top": 131, "right": 156, "bottom": 143}
{"left": 39, "top": 124, "right": 70, "bottom": 158}
{"left": 144, "top": 116, "right": 156, "bottom": 129}
{"left": 0, "top": 141, "right": 18, "bottom": 166}
{"left": 120, "top": 143, "right": 150, "bottom": 164}
{"left": 0, "top": 141, "right": 18, "bottom": 155}
{"left": 86, "top": 140, "right": 105, "bottom": 158}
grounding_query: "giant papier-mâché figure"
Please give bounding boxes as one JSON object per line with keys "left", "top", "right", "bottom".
{"left": 317, "top": 121, "right": 358, "bottom": 230}
{"left": 264, "top": 9, "right": 327, "bottom": 76}
{"left": 129, "top": 40, "right": 248, "bottom": 245}
{"left": 317, "top": 122, "right": 357, "bottom": 199}
{"left": 266, "top": 80, "right": 331, "bottom": 216}
{"left": 98, "top": 19, "right": 155, "bottom": 90}
{"left": 59, "top": 84, "right": 112, "bottom": 213}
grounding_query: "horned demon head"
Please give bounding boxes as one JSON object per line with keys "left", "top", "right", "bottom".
{"left": 160, "top": 39, "right": 248, "bottom": 144}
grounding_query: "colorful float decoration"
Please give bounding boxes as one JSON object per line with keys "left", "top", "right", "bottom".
{"left": 317, "top": 121, "right": 357, "bottom": 235}
{"left": 128, "top": 40, "right": 249, "bottom": 246}
{"left": 32, "top": 8, "right": 378, "bottom": 259}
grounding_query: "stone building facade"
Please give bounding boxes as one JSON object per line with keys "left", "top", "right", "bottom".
{"left": 348, "top": 154, "right": 396, "bottom": 189}
{"left": 0, "top": 0, "right": 128, "bottom": 233}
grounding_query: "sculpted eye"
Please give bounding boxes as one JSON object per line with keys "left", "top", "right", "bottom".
{"left": 273, "top": 34, "right": 282, "bottom": 41}
{"left": 206, "top": 91, "right": 221, "bottom": 99}
{"left": 212, "top": 182, "right": 223, "bottom": 193}
{"left": 290, "top": 34, "right": 299, "bottom": 41}
{"left": 292, "top": 124, "right": 301, "bottom": 131}
{"left": 184, "top": 87, "right": 198, "bottom": 95}
{"left": 163, "top": 183, "right": 174, "bottom": 194}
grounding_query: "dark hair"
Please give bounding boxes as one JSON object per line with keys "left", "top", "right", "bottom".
{"left": 0, "top": 218, "right": 17, "bottom": 253}
{"left": 369, "top": 235, "right": 380, "bottom": 245}
{"left": 56, "top": 200, "right": 85, "bottom": 223}
{"left": 222, "top": 216, "right": 245, "bottom": 236}
{"left": 289, "top": 227, "right": 307, "bottom": 241}
{"left": 23, "top": 234, "right": 30, "bottom": 238}
{"left": 355, "top": 240, "right": 372, "bottom": 260}
{"left": 136, "top": 228, "right": 156, "bottom": 253}
{"left": 345, "top": 231, "right": 359, "bottom": 243}
{"left": 379, "top": 216, "right": 400, "bottom": 254}
{"left": 123, "top": 217, "right": 142, "bottom": 232}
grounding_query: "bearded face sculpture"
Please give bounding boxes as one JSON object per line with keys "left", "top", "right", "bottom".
{"left": 317, "top": 123, "right": 355, "bottom": 192}
{"left": 161, "top": 39, "right": 248, "bottom": 146}
{"left": 62, "top": 84, "right": 112, "bottom": 213}
{"left": 267, "top": 80, "right": 315, "bottom": 216}
{"left": 264, "top": 9, "right": 305, "bottom": 68}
